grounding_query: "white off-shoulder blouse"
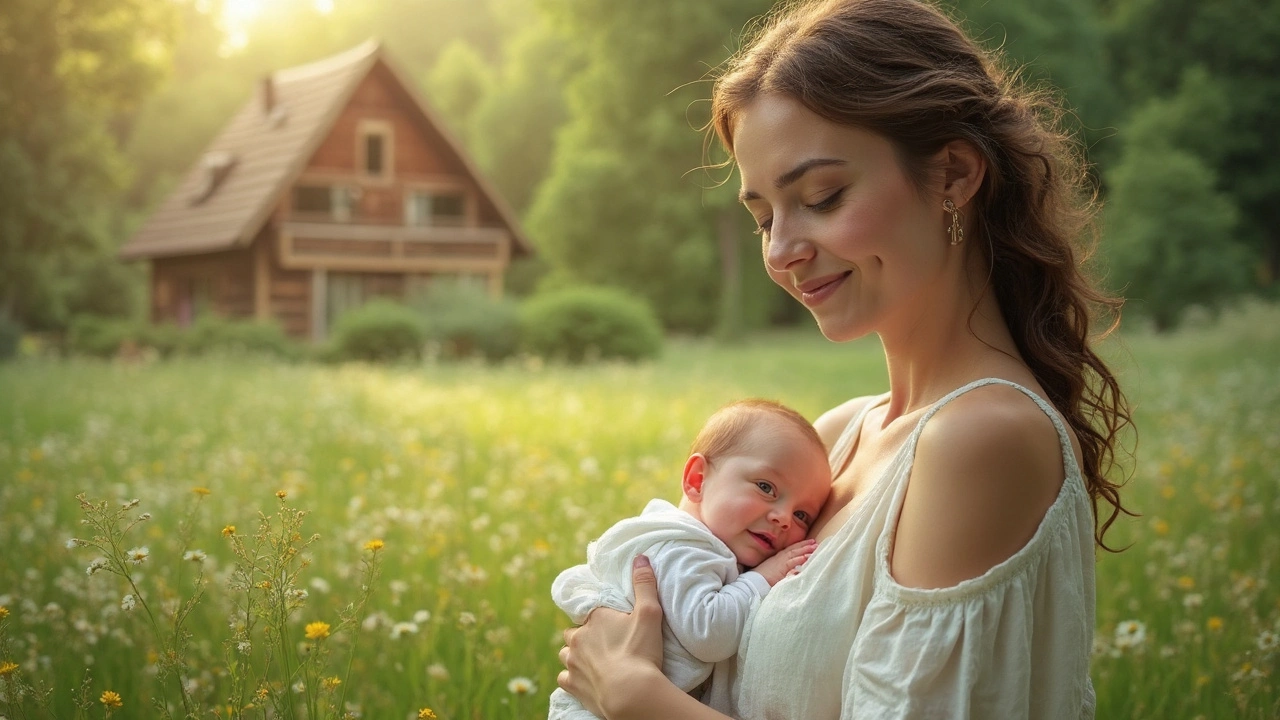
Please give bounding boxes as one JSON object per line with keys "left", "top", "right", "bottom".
{"left": 703, "top": 378, "right": 1097, "bottom": 719}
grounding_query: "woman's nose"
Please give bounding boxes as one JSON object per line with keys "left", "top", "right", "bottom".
{"left": 763, "top": 219, "right": 814, "bottom": 273}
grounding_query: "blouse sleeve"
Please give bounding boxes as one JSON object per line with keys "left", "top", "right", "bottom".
{"left": 842, "top": 577, "right": 1038, "bottom": 720}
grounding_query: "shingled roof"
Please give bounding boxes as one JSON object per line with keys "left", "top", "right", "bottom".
{"left": 121, "top": 41, "right": 531, "bottom": 260}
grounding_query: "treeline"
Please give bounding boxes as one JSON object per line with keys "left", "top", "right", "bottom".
{"left": 1, "top": 0, "right": 1277, "bottom": 339}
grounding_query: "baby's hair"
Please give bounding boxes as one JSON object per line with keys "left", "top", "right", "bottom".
{"left": 691, "top": 399, "right": 825, "bottom": 466}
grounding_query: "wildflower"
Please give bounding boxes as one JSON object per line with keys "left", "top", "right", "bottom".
{"left": 1207, "top": 616, "right": 1224, "bottom": 632}
{"left": 418, "top": 709, "right": 438, "bottom": 719}
{"left": 0, "top": 661, "right": 18, "bottom": 676}
{"left": 1183, "top": 593, "right": 1203, "bottom": 610}
{"left": 364, "top": 539, "right": 384, "bottom": 552}
{"left": 304, "top": 621, "right": 331, "bottom": 640}
{"left": 222, "top": 525, "right": 236, "bottom": 537}
{"left": 276, "top": 490, "right": 288, "bottom": 499}
{"left": 0, "top": 606, "right": 8, "bottom": 620}
{"left": 183, "top": 549, "right": 207, "bottom": 563}
{"left": 286, "top": 589, "right": 309, "bottom": 604}
{"left": 427, "top": 663, "right": 449, "bottom": 681}
{"left": 1153, "top": 519, "right": 1169, "bottom": 536}
{"left": 507, "top": 676, "right": 537, "bottom": 695}
{"left": 321, "top": 676, "right": 341, "bottom": 691}
{"left": 137, "top": 512, "right": 151, "bottom": 522}
{"left": 192, "top": 487, "right": 211, "bottom": 496}
{"left": 121, "top": 499, "right": 140, "bottom": 510}
{"left": 291, "top": 680, "right": 305, "bottom": 693}
{"left": 86, "top": 558, "right": 109, "bottom": 576}
{"left": 1176, "top": 576, "right": 1195, "bottom": 590}
{"left": 310, "top": 577, "right": 331, "bottom": 594}
{"left": 236, "top": 640, "right": 251, "bottom": 654}
{"left": 125, "top": 547, "right": 149, "bottom": 565}
{"left": 1114, "top": 620, "right": 1147, "bottom": 650}
{"left": 120, "top": 595, "right": 136, "bottom": 612}
{"left": 100, "top": 690, "right": 123, "bottom": 708}
{"left": 65, "top": 538, "right": 82, "bottom": 549}
{"left": 458, "top": 611, "right": 476, "bottom": 627}
{"left": 413, "top": 609, "right": 431, "bottom": 624}
{"left": 389, "top": 621, "right": 419, "bottom": 640}
{"left": 1258, "top": 630, "right": 1279, "bottom": 652}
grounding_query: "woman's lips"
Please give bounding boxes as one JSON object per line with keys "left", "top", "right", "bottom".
{"left": 799, "top": 272, "right": 851, "bottom": 307}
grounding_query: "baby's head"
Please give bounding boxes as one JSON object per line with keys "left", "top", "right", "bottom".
{"left": 679, "top": 399, "right": 832, "bottom": 568}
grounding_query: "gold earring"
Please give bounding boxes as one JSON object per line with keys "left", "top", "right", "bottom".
{"left": 943, "top": 199, "right": 964, "bottom": 246}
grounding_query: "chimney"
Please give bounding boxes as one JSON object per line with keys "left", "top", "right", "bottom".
{"left": 261, "top": 75, "right": 275, "bottom": 114}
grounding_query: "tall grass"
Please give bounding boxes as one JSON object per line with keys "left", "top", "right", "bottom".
{"left": 0, "top": 302, "right": 1277, "bottom": 718}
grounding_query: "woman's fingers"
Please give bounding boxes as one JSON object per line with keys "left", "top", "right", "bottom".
{"left": 631, "top": 554, "right": 661, "bottom": 619}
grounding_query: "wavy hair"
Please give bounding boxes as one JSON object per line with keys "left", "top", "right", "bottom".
{"left": 710, "top": 0, "right": 1134, "bottom": 549}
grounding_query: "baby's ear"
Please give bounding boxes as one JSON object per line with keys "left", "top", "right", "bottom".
{"left": 682, "top": 454, "right": 708, "bottom": 502}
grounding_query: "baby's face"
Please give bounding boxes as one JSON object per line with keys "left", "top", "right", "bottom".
{"left": 691, "top": 420, "right": 832, "bottom": 568}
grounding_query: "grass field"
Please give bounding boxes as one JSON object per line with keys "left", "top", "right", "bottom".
{"left": 1, "top": 302, "right": 1278, "bottom": 719}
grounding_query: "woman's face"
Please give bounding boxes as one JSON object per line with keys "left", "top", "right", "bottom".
{"left": 733, "top": 94, "right": 951, "bottom": 342}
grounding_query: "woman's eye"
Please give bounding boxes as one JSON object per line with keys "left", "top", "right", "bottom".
{"left": 755, "top": 480, "right": 775, "bottom": 494}
{"left": 807, "top": 187, "right": 846, "bottom": 212}
{"left": 752, "top": 219, "right": 772, "bottom": 236}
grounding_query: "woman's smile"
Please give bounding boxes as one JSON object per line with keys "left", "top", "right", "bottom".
{"left": 797, "top": 271, "right": 853, "bottom": 307}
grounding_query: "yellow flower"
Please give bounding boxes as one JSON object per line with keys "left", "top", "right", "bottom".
{"left": 1160, "top": 485, "right": 1176, "bottom": 499}
{"left": 275, "top": 490, "right": 288, "bottom": 499}
{"left": 222, "top": 525, "right": 236, "bottom": 537}
{"left": 0, "top": 605, "right": 9, "bottom": 619}
{"left": 1177, "top": 576, "right": 1195, "bottom": 590}
{"left": 364, "top": 539, "right": 385, "bottom": 552}
{"left": 100, "top": 690, "right": 123, "bottom": 708}
{"left": 0, "top": 661, "right": 19, "bottom": 676}
{"left": 192, "top": 487, "right": 211, "bottom": 496}
{"left": 1153, "top": 519, "right": 1169, "bottom": 536}
{"left": 1207, "top": 616, "right": 1224, "bottom": 632}
{"left": 305, "top": 621, "right": 331, "bottom": 640}
{"left": 321, "top": 676, "right": 341, "bottom": 691}
{"left": 418, "top": 709, "right": 438, "bottom": 720}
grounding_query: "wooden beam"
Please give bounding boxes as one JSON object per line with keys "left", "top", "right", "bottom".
{"left": 254, "top": 236, "right": 271, "bottom": 321}
{"left": 310, "top": 269, "right": 328, "bottom": 343}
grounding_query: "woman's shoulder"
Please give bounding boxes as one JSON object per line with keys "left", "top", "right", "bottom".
{"left": 890, "top": 382, "right": 1070, "bottom": 590}
{"left": 813, "top": 394, "right": 884, "bottom": 451}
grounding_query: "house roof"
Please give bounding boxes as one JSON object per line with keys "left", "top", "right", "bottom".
{"left": 121, "top": 40, "right": 531, "bottom": 260}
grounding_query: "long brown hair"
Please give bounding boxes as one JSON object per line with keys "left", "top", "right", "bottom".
{"left": 710, "top": 0, "right": 1134, "bottom": 550}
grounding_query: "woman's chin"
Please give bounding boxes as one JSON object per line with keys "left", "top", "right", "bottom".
{"left": 813, "top": 316, "right": 870, "bottom": 344}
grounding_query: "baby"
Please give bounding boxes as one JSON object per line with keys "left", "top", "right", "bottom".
{"left": 549, "top": 399, "right": 832, "bottom": 718}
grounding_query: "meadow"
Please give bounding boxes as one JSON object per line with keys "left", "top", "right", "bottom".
{"left": 1, "top": 303, "right": 1278, "bottom": 719}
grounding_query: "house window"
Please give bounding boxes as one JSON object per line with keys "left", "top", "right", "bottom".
{"left": 357, "top": 120, "right": 393, "bottom": 180}
{"left": 404, "top": 190, "right": 467, "bottom": 226}
{"left": 293, "top": 185, "right": 358, "bottom": 222}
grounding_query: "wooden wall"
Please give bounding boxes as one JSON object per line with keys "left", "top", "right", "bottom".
{"left": 152, "top": 250, "right": 253, "bottom": 324}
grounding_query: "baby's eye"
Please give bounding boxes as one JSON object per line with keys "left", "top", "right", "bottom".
{"left": 793, "top": 510, "right": 811, "bottom": 525}
{"left": 755, "top": 480, "right": 775, "bottom": 495}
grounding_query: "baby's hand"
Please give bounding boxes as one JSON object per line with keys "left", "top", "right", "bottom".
{"left": 753, "top": 538, "right": 817, "bottom": 586}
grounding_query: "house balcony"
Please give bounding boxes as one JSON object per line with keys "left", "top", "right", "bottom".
{"left": 277, "top": 221, "right": 510, "bottom": 274}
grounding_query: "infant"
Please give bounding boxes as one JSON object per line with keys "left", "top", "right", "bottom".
{"left": 549, "top": 399, "right": 832, "bottom": 718}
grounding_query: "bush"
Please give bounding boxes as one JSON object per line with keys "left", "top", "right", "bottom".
{"left": 0, "top": 315, "right": 21, "bottom": 360}
{"left": 520, "top": 286, "right": 662, "bottom": 362}
{"left": 184, "top": 317, "right": 298, "bottom": 359}
{"left": 411, "top": 281, "right": 521, "bottom": 361}
{"left": 66, "top": 316, "right": 139, "bottom": 358}
{"left": 329, "top": 300, "right": 425, "bottom": 362}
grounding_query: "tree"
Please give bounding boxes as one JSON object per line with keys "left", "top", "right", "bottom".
{"left": 0, "top": 0, "right": 176, "bottom": 328}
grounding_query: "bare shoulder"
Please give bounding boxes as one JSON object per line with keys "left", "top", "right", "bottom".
{"left": 813, "top": 395, "right": 882, "bottom": 451}
{"left": 889, "top": 384, "right": 1070, "bottom": 590}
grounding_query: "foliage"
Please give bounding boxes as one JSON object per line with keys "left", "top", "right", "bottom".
{"left": 328, "top": 300, "right": 425, "bottom": 362}
{"left": 520, "top": 286, "right": 663, "bottom": 362}
{"left": 0, "top": 316, "right": 20, "bottom": 361}
{"left": 1104, "top": 69, "right": 1254, "bottom": 331}
{"left": 66, "top": 316, "right": 300, "bottom": 359}
{"left": 66, "top": 316, "right": 140, "bottom": 358}
{"left": 410, "top": 281, "right": 521, "bottom": 362}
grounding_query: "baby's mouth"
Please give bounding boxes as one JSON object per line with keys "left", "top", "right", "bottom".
{"left": 749, "top": 531, "right": 774, "bottom": 550}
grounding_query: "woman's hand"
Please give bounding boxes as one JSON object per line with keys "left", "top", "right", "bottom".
{"left": 558, "top": 555, "right": 666, "bottom": 718}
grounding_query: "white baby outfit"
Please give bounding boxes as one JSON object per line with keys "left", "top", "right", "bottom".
{"left": 549, "top": 498, "right": 771, "bottom": 720}
{"left": 704, "top": 378, "right": 1097, "bottom": 719}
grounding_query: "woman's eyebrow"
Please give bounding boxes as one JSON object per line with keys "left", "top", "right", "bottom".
{"left": 739, "top": 158, "right": 847, "bottom": 202}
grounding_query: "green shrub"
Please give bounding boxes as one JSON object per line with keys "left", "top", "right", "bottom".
{"left": 329, "top": 300, "right": 425, "bottom": 362}
{"left": 66, "top": 316, "right": 139, "bottom": 358}
{"left": 520, "top": 286, "right": 662, "bottom": 362}
{"left": 411, "top": 281, "right": 520, "bottom": 361}
{"left": 0, "top": 315, "right": 21, "bottom": 360}
{"left": 184, "top": 317, "right": 298, "bottom": 359}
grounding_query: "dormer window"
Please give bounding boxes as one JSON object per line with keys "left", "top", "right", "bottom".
{"left": 190, "top": 151, "right": 236, "bottom": 205}
{"left": 357, "top": 120, "right": 393, "bottom": 180}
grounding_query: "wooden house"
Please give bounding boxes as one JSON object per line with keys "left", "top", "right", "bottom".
{"left": 120, "top": 41, "right": 531, "bottom": 341}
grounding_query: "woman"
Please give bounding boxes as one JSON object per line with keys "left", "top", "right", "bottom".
{"left": 557, "top": 0, "right": 1132, "bottom": 718}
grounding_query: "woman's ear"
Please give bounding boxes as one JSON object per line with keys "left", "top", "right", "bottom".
{"left": 682, "top": 454, "right": 708, "bottom": 502}
{"left": 939, "top": 140, "right": 986, "bottom": 209}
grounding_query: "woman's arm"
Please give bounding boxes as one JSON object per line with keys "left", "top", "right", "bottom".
{"left": 558, "top": 555, "right": 735, "bottom": 720}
